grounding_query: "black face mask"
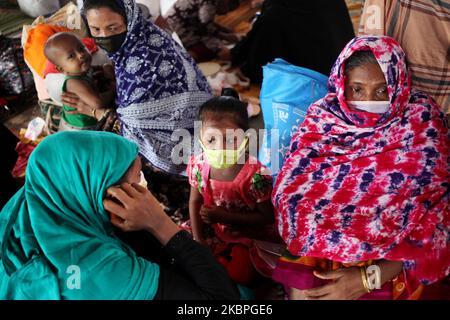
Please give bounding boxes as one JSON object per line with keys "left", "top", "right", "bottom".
{"left": 93, "top": 31, "right": 127, "bottom": 54}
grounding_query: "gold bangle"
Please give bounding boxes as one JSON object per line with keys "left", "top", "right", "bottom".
{"left": 99, "top": 109, "right": 107, "bottom": 119}
{"left": 360, "top": 267, "right": 371, "bottom": 293}
{"left": 91, "top": 108, "right": 97, "bottom": 118}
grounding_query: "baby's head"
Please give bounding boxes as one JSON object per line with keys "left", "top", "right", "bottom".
{"left": 44, "top": 32, "right": 92, "bottom": 76}
{"left": 199, "top": 92, "right": 249, "bottom": 152}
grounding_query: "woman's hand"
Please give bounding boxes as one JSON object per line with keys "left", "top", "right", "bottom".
{"left": 104, "top": 183, "right": 163, "bottom": 232}
{"left": 61, "top": 92, "right": 93, "bottom": 116}
{"left": 299, "top": 267, "right": 367, "bottom": 300}
{"left": 61, "top": 91, "right": 110, "bottom": 120}
{"left": 103, "top": 183, "right": 180, "bottom": 245}
{"left": 294, "top": 260, "right": 403, "bottom": 300}
{"left": 199, "top": 205, "right": 229, "bottom": 224}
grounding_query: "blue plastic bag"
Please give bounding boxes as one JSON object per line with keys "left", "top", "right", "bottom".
{"left": 258, "top": 59, "right": 328, "bottom": 179}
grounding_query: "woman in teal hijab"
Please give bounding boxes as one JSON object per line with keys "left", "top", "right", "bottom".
{"left": 0, "top": 131, "right": 238, "bottom": 300}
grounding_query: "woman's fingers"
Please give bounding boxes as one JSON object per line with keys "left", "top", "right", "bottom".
{"left": 313, "top": 269, "right": 343, "bottom": 280}
{"left": 120, "top": 183, "right": 141, "bottom": 198}
{"left": 106, "top": 186, "right": 133, "bottom": 209}
{"left": 110, "top": 213, "right": 127, "bottom": 230}
{"left": 289, "top": 288, "right": 308, "bottom": 300}
{"left": 305, "top": 288, "right": 346, "bottom": 300}
{"left": 302, "top": 283, "right": 335, "bottom": 298}
{"left": 130, "top": 182, "right": 148, "bottom": 194}
{"left": 130, "top": 183, "right": 162, "bottom": 208}
{"left": 61, "top": 92, "right": 80, "bottom": 108}
{"left": 104, "top": 182, "right": 172, "bottom": 234}
{"left": 305, "top": 293, "right": 333, "bottom": 300}
{"left": 61, "top": 98, "right": 78, "bottom": 108}
{"left": 307, "top": 268, "right": 367, "bottom": 300}
{"left": 61, "top": 92, "right": 78, "bottom": 99}
{"left": 61, "top": 92, "right": 78, "bottom": 101}
{"left": 103, "top": 198, "right": 125, "bottom": 216}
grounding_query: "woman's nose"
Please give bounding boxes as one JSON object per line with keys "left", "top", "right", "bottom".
{"left": 96, "top": 30, "right": 107, "bottom": 37}
{"left": 367, "top": 90, "right": 379, "bottom": 101}
{"left": 358, "top": 91, "right": 376, "bottom": 101}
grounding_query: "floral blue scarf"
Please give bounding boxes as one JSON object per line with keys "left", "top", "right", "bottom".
{"left": 87, "top": 0, "right": 212, "bottom": 175}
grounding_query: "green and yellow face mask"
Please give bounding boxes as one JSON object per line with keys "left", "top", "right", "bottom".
{"left": 199, "top": 137, "right": 248, "bottom": 169}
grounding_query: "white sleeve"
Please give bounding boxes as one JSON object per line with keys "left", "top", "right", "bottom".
{"left": 44, "top": 73, "right": 66, "bottom": 106}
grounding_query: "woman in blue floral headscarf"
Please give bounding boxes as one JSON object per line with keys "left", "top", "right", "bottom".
{"left": 65, "top": 0, "right": 212, "bottom": 176}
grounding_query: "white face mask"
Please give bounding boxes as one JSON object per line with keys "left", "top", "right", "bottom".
{"left": 138, "top": 171, "right": 148, "bottom": 189}
{"left": 347, "top": 101, "right": 390, "bottom": 114}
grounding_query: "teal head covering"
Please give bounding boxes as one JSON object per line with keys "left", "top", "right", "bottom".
{"left": 0, "top": 131, "right": 160, "bottom": 300}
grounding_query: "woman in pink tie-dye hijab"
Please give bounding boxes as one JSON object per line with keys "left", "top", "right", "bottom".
{"left": 272, "top": 36, "right": 449, "bottom": 300}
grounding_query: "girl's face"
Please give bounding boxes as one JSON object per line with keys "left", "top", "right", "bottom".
{"left": 86, "top": 7, "right": 127, "bottom": 37}
{"left": 201, "top": 117, "right": 245, "bottom": 150}
{"left": 345, "top": 62, "right": 388, "bottom": 102}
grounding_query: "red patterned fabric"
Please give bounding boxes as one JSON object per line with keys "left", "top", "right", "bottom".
{"left": 273, "top": 36, "right": 450, "bottom": 293}
{"left": 187, "top": 154, "right": 276, "bottom": 244}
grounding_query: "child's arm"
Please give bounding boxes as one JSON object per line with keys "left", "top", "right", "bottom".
{"left": 199, "top": 200, "right": 275, "bottom": 226}
{"left": 189, "top": 186, "right": 207, "bottom": 245}
{"left": 66, "top": 78, "right": 113, "bottom": 112}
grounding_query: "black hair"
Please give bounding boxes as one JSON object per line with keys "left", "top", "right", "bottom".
{"left": 199, "top": 90, "right": 249, "bottom": 131}
{"left": 221, "top": 87, "right": 240, "bottom": 99}
{"left": 345, "top": 50, "right": 378, "bottom": 76}
{"left": 82, "top": 0, "right": 126, "bottom": 19}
